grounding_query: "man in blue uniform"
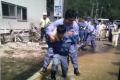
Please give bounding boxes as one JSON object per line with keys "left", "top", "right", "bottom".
{"left": 78, "top": 18, "right": 88, "bottom": 42}
{"left": 41, "top": 9, "right": 80, "bottom": 76}
{"left": 51, "top": 25, "right": 72, "bottom": 80}
{"left": 80, "top": 20, "right": 97, "bottom": 52}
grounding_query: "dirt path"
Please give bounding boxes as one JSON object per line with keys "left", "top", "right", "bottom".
{"left": 1, "top": 41, "right": 120, "bottom": 80}
{"left": 1, "top": 42, "right": 47, "bottom": 80}
{"left": 27, "top": 41, "right": 120, "bottom": 80}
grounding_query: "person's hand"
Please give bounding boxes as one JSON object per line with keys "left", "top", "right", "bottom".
{"left": 49, "top": 35, "right": 56, "bottom": 42}
{"left": 49, "top": 28, "right": 59, "bottom": 42}
{"left": 66, "top": 31, "right": 74, "bottom": 36}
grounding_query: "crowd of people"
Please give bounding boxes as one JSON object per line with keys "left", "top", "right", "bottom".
{"left": 38, "top": 9, "right": 120, "bottom": 80}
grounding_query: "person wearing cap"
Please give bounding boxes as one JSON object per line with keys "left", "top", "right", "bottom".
{"left": 40, "top": 12, "right": 51, "bottom": 41}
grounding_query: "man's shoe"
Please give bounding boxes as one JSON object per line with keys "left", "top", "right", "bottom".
{"left": 74, "top": 68, "right": 80, "bottom": 76}
{"left": 39, "top": 67, "right": 47, "bottom": 74}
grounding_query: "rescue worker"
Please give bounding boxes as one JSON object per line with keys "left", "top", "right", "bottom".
{"left": 78, "top": 18, "right": 88, "bottom": 42}
{"left": 51, "top": 25, "right": 72, "bottom": 80}
{"left": 40, "top": 9, "right": 80, "bottom": 76}
{"left": 80, "top": 20, "right": 97, "bottom": 52}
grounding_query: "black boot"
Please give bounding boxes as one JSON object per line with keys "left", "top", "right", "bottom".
{"left": 51, "top": 71, "right": 56, "bottom": 80}
{"left": 74, "top": 68, "right": 80, "bottom": 76}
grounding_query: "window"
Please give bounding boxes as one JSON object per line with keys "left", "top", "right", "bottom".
{"left": 1, "top": 1, "right": 27, "bottom": 21}
{"left": 2, "top": 3, "right": 9, "bottom": 16}
{"left": 2, "top": 1, "right": 16, "bottom": 18}
{"left": 17, "top": 6, "right": 22, "bottom": 20}
{"left": 17, "top": 6, "right": 27, "bottom": 21}
{"left": 22, "top": 8, "right": 27, "bottom": 20}
{"left": 9, "top": 5, "right": 15, "bottom": 16}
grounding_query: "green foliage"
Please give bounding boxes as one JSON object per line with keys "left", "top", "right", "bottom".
{"left": 65, "top": 0, "right": 120, "bottom": 19}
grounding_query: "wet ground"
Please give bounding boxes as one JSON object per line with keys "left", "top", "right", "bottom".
{"left": 0, "top": 42, "right": 47, "bottom": 80}
{"left": 1, "top": 40, "right": 120, "bottom": 80}
{"left": 27, "top": 40, "right": 120, "bottom": 80}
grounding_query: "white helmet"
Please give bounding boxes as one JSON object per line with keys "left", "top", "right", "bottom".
{"left": 43, "top": 12, "right": 47, "bottom": 15}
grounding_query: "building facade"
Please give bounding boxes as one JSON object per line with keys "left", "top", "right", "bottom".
{"left": 0, "top": 0, "right": 47, "bottom": 33}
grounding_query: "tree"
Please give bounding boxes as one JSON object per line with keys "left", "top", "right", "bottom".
{"left": 64, "top": 0, "right": 120, "bottom": 19}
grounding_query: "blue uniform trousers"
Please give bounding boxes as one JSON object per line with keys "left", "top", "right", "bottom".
{"left": 52, "top": 54, "right": 68, "bottom": 79}
{"left": 80, "top": 34, "right": 96, "bottom": 52}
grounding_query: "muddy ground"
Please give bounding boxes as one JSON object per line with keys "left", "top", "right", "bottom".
{"left": 0, "top": 41, "right": 120, "bottom": 80}
{"left": 1, "top": 42, "right": 47, "bottom": 80}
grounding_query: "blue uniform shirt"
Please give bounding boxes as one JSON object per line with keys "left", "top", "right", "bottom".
{"left": 78, "top": 22, "right": 87, "bottom": 30}
{"left": 52, "top": 36, "right": 72, "bottom": 56}
{"left": 87, "top": 24, "right": 98, "bottom": 36}
{"left": 45, "top": 18, "right": 79, "bottom": 44}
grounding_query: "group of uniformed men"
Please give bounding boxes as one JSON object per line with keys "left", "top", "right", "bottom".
{"left": 39, "top": 9, "right": 120, "bottom": 80}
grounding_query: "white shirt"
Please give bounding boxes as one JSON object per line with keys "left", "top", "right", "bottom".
{"left": 40, "top": 18, "right": 50, "bottom": 28}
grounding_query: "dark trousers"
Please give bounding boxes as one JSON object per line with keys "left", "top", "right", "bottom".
{"left": 108, "top": 29, "right": 112, "bottom": 42}
{"left": 40, "top": 28, "right": 45, "bottom": 41}
{"left": 51, "top": 54, "right": 68, "bottom": 80}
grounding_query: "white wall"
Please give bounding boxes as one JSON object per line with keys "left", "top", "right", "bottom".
{"left": 0, "top": 0, "right": 46, "bottom": 33}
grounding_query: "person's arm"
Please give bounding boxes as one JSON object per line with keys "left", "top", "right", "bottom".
{"left": 39, "top": 19, "right": 43, "bottom": 28}
{"left": 45, "top": 19, "right": 64, "bottom": 42}
{"left": 69, "top": 21, "right": 80, "bottom": 44}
